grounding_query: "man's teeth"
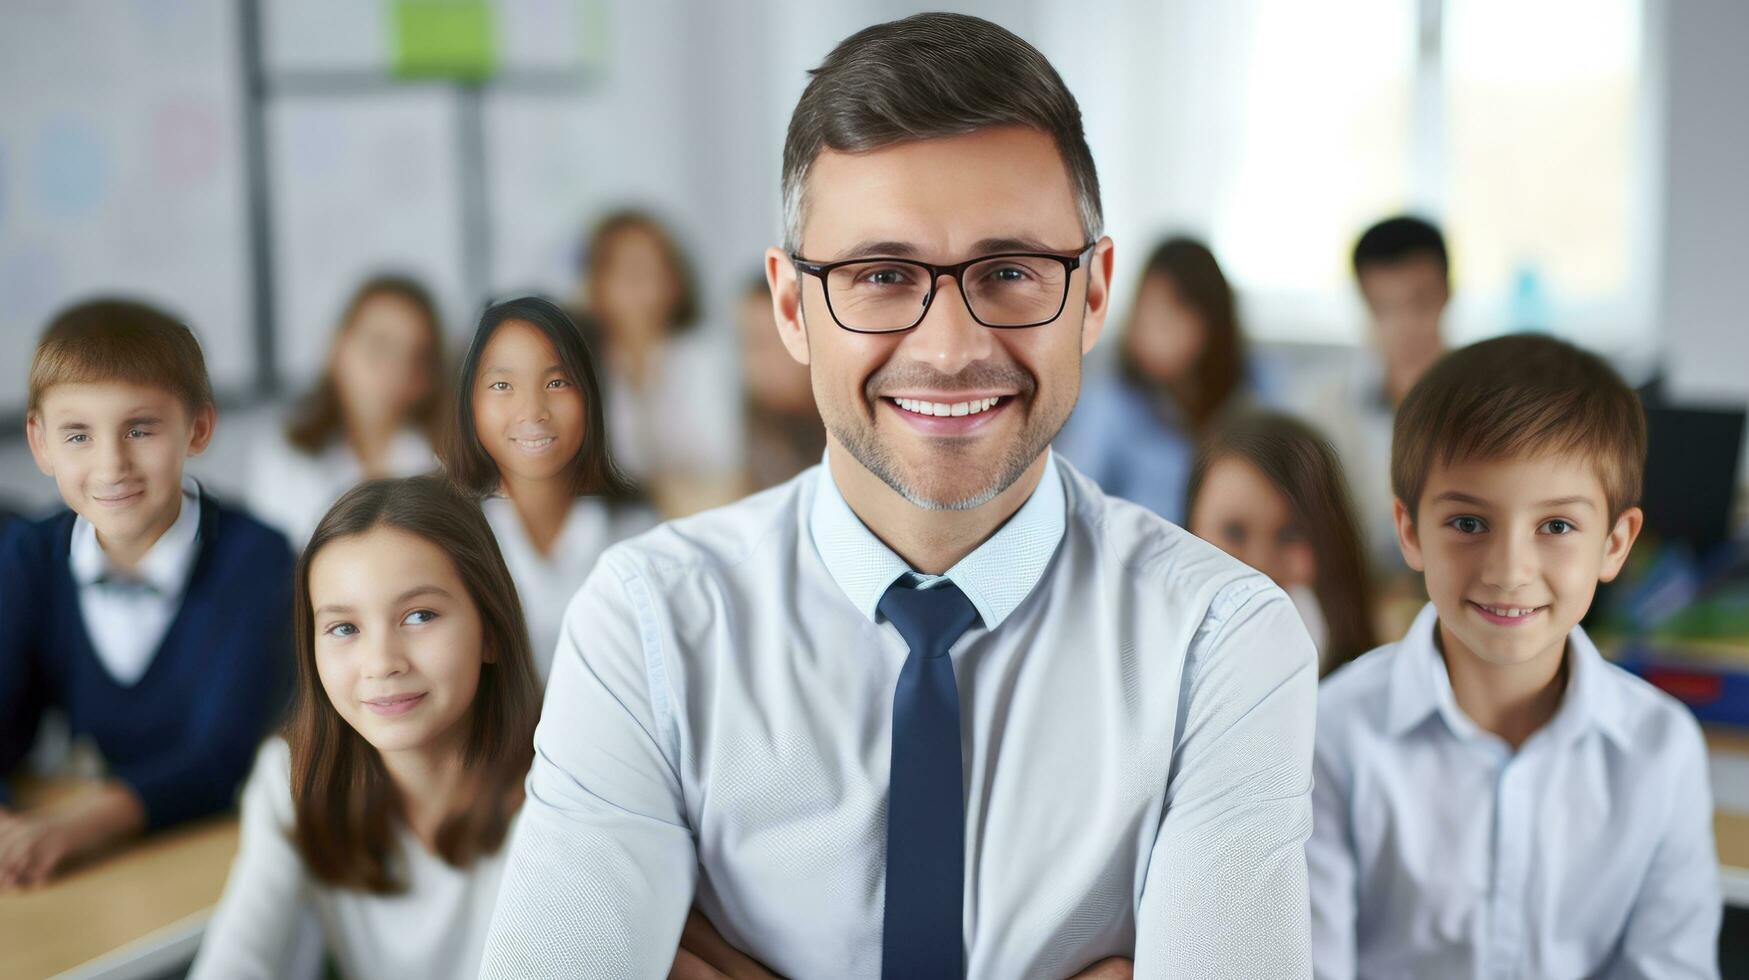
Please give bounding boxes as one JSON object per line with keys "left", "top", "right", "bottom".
{"left": 1478, "top": 604, "right": 1539, "bottom": 618}
{"left": 893, "top": 397, "right": 1001, "bottom": 417}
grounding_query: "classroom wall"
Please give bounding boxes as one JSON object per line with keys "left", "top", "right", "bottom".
{"left": 2, "top": 0, "right": 1746, "bottom": 511}
{"left": 1652, "top": 0, "right": 1749, "bottom": 405}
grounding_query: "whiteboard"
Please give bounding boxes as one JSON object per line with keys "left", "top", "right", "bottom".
{"left": 268, "top": 91, "right": 466, "bottom": 387}
{"left": 0, "top": 0, "right": 251, "bottom": 413}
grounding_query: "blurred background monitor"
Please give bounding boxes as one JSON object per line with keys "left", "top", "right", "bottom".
{"left": 1639, "top": 402, "right": 1745, "bottom": 557}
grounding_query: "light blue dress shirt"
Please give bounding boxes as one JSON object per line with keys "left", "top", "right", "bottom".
{"left": 1308, "top": 603, "right": 1721, "bottom": 980}
{"left": 481, "top": 453, "right": 1318, "bottom": 978}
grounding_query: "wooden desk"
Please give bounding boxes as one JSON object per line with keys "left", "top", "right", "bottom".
{"left": 0, "top": 804, "right": 238, "bottom": 980}
{"left": 1710, "top": 728, "right": 1749, "bottom": 906}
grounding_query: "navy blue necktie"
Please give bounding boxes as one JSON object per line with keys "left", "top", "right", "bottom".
{"left": 878, "top": 578, "right": 980, "bottom": 980}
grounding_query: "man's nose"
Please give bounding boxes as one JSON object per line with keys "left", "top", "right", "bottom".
{"left": 896, "top": 275, "right": 996, "bottom": 376}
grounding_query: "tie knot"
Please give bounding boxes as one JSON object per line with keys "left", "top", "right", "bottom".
{"left": 877, "top": 579, "right": 980, "bottom": 660}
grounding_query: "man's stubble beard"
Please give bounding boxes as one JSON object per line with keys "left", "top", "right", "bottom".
{"left": 816, "top": 353, "right": 1076, "bottom": 512}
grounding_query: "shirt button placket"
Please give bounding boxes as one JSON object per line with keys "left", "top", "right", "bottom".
{"left": 1490, "top": 754, "right": 1528, "bottom": 980}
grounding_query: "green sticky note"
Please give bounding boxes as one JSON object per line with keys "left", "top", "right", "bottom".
{"left": 391, "top": 0, "right": 494, "bottom": 80}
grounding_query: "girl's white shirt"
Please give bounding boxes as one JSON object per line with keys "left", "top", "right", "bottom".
{"left": 480, "top": 494, "right": 656, "bottom": 681}
{"left": 601, "top": 331, "right": 741, "bottom": 483}
{"left": 188, "top": 738, "right": 521, "bottom": 980}
{"left": 248, "top": 425, "right": 435, "bottom": 548}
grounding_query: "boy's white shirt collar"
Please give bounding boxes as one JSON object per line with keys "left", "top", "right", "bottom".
{"left": 70, "top": 475, "right": 203, "bottom": 596}
{"left": 1385, "top": 601, "right": 1633, "bottom": 750}
{"left": 808, "top": 449, "right": 1068, "bottom": 630}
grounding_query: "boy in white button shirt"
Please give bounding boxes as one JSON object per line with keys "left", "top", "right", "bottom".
{"left": 1308, "top": 334, "right": 1721, "bottom": 979}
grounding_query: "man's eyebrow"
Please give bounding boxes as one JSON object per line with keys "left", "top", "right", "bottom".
{"left": 831, "top": 240, "right": 921, "bottom": 261}
{"left": 970, "top": 236, "right": 1058, "bottom": 254}
{"left": 828, "top": 236, "right": 1069, "bottom": 262}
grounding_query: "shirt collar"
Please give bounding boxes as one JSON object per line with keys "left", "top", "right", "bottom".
{"left": 71, "top": 475, "right": 203, "bottom": 596}
{"left": 1386, "top": 601, "right": 1633, "bottom": 749}
{"left": 808, "top": 450, "right": 1068, "bottom": 630}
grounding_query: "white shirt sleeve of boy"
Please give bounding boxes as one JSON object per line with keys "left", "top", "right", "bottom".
{"left": 1306, "top": 708, "right": 1359, "bottom": 980}
{"left": 1604, "top": 715, "right": 1722, "bottom": 979}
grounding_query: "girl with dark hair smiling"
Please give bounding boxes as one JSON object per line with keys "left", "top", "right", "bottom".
{"left": 443, "top": 296, "right": 652, "bottom": 679}
{"left": 190, "top": 476, "right": 541, "bottom": 979}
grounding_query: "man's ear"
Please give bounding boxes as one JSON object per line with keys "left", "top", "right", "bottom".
{"left": 25, "top": 412, "right": 53, "bottom": 477}
{"left": 186, "top": 403, "right": 216, "bottom": 457}
{"left": 1079, "top": 237, "right": 1115, "bottom": 356}
{"left": 1598, "top": 506, "right": 1644, "bottom": 583}
{"left": 1393, "top": 498, "right": 1425, "bottom": 573}
{"left": 766, "top": 247, "right": 811, "bottom": 367}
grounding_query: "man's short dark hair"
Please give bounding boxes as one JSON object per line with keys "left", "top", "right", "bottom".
{"left": 780, "top": 12, "right": 1102, "bottom": 251}
{"left": 1352, "top": 215, "right": 1449, "bottom": 283}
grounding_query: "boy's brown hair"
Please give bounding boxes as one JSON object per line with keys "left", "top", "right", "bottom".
{"left": 1392, "top": 334, "right": 1646, "bottom": 521}
{"left": 28, "top": 299, "right": 213, "bottom": 415}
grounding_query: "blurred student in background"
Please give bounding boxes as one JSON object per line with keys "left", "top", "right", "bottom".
{"left": 191, "top": 477, "right": 540, "bottom": 980}
{"left": 576, "top": 210, "right": 739, "bottom": 515}
{"left": 736, "top": 274, "right": 824, "bottom": 493}
{"left": 251, "top": 275, "right": 447, "bottom": 547}
{"left": 1309, "top": 336, "right": 1719, "bottom": 978}
{"left": 1055, "top": 236, "right": 1250, "bottom": 523}
{"left": 1301, "top": 215, "right": 1450, "bottom": 568}
{"left": 443, "top": 296, "right": 653, "bottom": 680}
{"left": 0, "top": 300, "right": 293, "bottom": 888}
{"left": 1186, "top": 412, "right": 1376, "bottom": 676}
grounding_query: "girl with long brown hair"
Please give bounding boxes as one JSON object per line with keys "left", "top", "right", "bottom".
{"left": 250, "top": 275, "right": 448, "bottom": 546}
{"left": 190, "top": 476, "right": 540, "bottom": 980}
{"left": 1186, "top": 412, "right": 1377, "bottom": 675}
{"left": 1055, "top": 236, "right": 1250, "bottom": 523}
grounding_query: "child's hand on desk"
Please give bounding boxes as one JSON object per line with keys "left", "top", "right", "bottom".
{"left": 0, "top": 781, "right": 145, "bottom": 890}
{"left": 0, "top": 806, "right": 79, "bottom": 889}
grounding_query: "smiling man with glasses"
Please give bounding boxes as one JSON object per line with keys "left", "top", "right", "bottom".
{"left": 482, "top": 13, "right": 1315, "bottom": 979}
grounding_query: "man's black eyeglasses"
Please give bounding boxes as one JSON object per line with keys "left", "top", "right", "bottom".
{"left": 790, "top": 242, "right": 1096, "bottom": 334}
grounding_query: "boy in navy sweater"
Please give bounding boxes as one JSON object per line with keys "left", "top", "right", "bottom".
{"left": 0, "top": 299, "right": 294, "bottom": 889}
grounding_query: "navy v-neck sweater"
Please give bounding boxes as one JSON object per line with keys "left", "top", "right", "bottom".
{"left": 0, "top": 492, "right": 294, "bottom": 829}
